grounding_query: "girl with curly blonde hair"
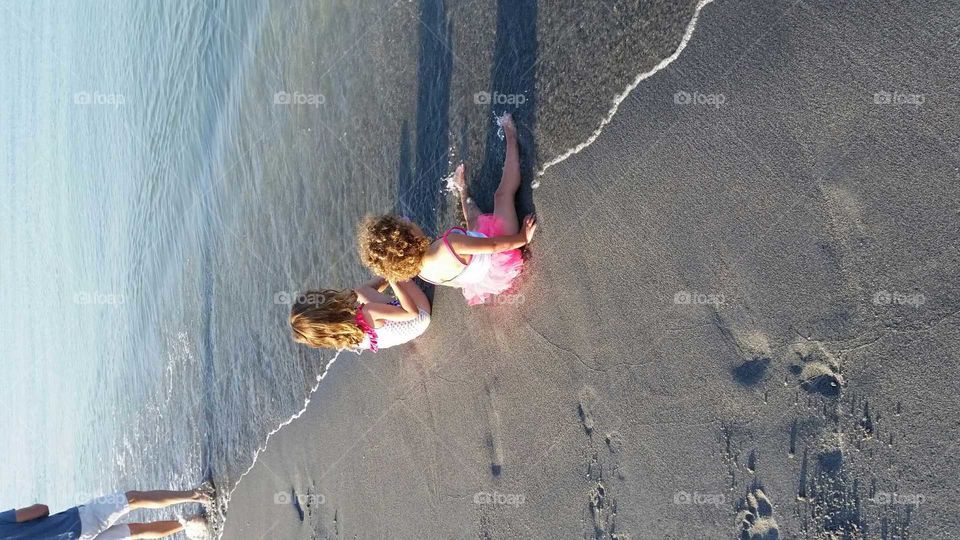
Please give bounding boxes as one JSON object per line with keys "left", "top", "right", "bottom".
{"left": 289, "top": 278, "right": 431, "bottom": 352}
{"left": 357, "top": 114, "right": 537, "bottom": 305}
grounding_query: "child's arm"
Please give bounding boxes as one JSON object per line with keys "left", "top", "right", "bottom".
{"left": 354, "top": 277, "right": 391, "bottom": 304}
{"left": 13, "top": 504, "right": 50, "bottom": 522}
{"left": 361, "top": 280, "right": 428, "bottom": 323}
{"left": 447, "top": 214, "right": 537, "bottom": 255}
{"left": 390, "top": 279, "right": 431, "bottom": 315}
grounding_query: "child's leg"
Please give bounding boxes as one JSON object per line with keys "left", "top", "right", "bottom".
{"left": 126, "top": 521, "right": 183, "bottom": 539}
{"left": 493, "top": 114, "right": 521, "bottom": 235}
{"left": 125, "top": 489, "right": 207, "bottom": 510}
{"left": 454, "top": 164, "right": 481, "bottom": 229}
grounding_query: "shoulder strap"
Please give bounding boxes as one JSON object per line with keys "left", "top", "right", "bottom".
{"left": 441, "top": 227, "right": 470, "bottom": 266}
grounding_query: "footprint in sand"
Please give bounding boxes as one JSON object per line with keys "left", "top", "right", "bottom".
{"left": 710, "top": 314, "right": 773, "bottom": 387}
{"left": 789, "top": 342, "right": 844, "bottom": 397}
{"left": 577, "top": 386, "right": 599, "bottom": 436}
{"left": 604, "top": 431, "right": 624, "bottom": 453}
{"left": 588, "top": 480, "right": 617, "bottom": 539}
{"left": 804, "top": 445, "right": 866, "bottom": 536}
{"left": 732, "top": 356, "right": 772, "bottom": 386}
{"left": 736, "top": 487, "right": 780, "bottom": 540}
{"left": 484, "top": 381, "right": 505, "bottom": 477}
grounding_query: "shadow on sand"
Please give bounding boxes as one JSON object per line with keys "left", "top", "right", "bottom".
{"left": 395, "top": 0, "right": 453, "bottom": 237}
{"left": 473, "top": 0, "right": 538, "bottom": 221}
{"left": 397, "top": 0, "right": 539, "bottom": 236}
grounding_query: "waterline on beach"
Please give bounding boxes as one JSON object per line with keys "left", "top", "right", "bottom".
{"left": 532, "top": 0, "right": 716, "bottom": 187}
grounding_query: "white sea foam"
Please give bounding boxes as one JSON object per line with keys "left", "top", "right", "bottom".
{"left": 532, "top": 0, "right": 715, "bottom": 188}
{"left": 179, "top": 515, "right": 212, "bottom": 540}
{"left": 443, "top": 171, "right": 460, "bottom": 194}
{"left": 495, "top": 111, "right": 512, "bottom": 141}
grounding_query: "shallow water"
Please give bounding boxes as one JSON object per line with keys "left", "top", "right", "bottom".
{"left": 0, "top": 0, "right": 697, "bottom": 534}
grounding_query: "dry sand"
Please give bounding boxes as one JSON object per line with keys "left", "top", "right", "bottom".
{"left": 223, "top": 0, "right": 960, "bottom": 538}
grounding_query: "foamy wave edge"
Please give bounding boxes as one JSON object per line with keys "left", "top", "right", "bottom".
{"left": 532, "top": 0, "right": 715, "bottom": 187}
{"left": 215, "top": 351, "right": 342, "bottom": 539}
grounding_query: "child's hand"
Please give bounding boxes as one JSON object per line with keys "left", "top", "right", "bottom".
{"left": 522, "top": 214, "right": 537, "bottom": 243}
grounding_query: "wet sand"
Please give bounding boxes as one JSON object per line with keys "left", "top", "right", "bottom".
{"left": 223, "top": 0, "right": 960, "bottom": 538}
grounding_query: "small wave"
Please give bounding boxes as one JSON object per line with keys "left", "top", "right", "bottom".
{"left": 532, "top": 0, "right": 715, "bottom": 188}
{"left": 494, "top": 110, "right": 510, "bottom": 141}
{"left": 442, "top": 170, "right": 459, "bottom": 194}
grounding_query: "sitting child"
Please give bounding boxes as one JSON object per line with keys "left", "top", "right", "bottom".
{"left": 289, "top": 278, "right": 431, "bottom": 352}
{"left": 357, "top": 114, "right": 537, "bottom": 305}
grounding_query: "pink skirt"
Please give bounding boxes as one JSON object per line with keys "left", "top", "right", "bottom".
{"left": 462, "top": 214, "right": 524, "bottom": 305}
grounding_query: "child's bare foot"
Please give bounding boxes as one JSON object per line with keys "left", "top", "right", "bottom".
{"left": 445, "top": 163, "right": 468, "bottom": 194}
{"left": 192, "top": 482, "right": 215, "bottom": 504}
{"left": 497, "top": 113, "right": 517, "bottom": 140}
{"left": 454, "top": 163, "right": 481, "bottom": 227}
{"left": 453, "top": 163, "right": 467, "bottom": 192}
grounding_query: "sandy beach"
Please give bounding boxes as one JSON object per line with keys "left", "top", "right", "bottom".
{"left": 223, "top": 0, "right": 960, "bottom": 538}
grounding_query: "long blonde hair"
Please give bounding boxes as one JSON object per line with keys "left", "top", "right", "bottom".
{"left": 289, "top": 289, "right": 365, "bottom": 349}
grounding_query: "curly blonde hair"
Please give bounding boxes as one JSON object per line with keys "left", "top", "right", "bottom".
{"left": 289, "top": 289, "right": 365, "bottom": 350}
{"left": 357, "top": 214, "right": 430, "bottom": 281}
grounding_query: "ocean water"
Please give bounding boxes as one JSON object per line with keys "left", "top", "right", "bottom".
{"left": 0, "top": 0, "right": 698, "bottom": 536}
{"left": 0, "top": 0, "right": 378, "bottom": 528}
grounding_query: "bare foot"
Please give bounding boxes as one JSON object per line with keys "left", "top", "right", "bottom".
{"left": 454, "top": 163, "right": 480, "bottom": 227}
{"left": 192, "top": 483, "right": 215, "bottom": 504}
{"left": 453, "top": 163, "right": 467, "bottom": 192}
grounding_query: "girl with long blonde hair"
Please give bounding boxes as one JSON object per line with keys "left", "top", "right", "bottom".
{"left": 289, "top": 278, "right": 431, "bottom": 352}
